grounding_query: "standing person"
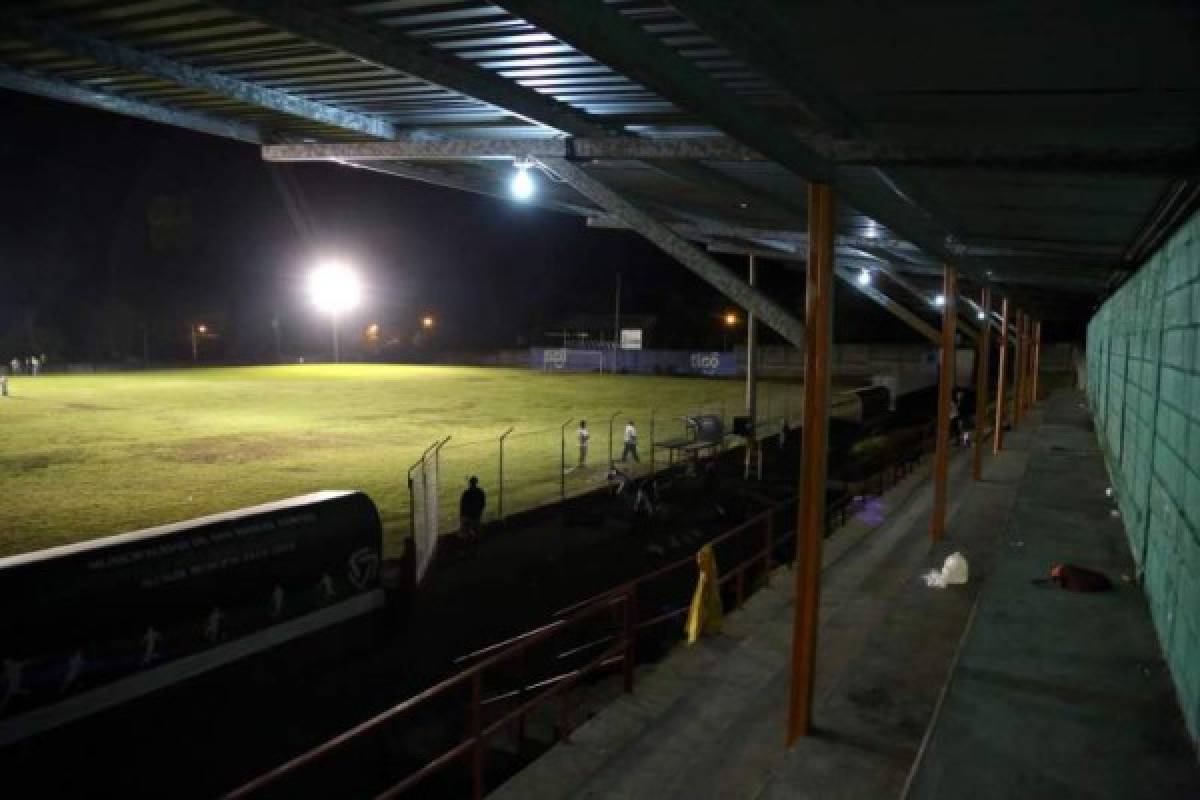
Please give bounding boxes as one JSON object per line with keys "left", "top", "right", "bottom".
{"left": 10, "top": 358, "right": 19, "bottom": 375}
{"left": 577, "top": 420, "right": 590, "bottom": 466}
{"left": 30, "top": 355, "right": 39, "bottom": 376}
{"left": 949, "top": 389, "right": 963, "bottom": 445}
{"left": 459, "top": 476, "right": 486, "bottom": 557}
{"left": 622, "top": 419, "right": 640, "bottom": 463}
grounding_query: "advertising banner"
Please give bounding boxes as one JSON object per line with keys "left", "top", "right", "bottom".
{"left": 0, "top": 490, "right": 383, "bottom": 744}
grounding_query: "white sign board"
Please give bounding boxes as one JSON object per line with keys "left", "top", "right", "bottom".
{"left": 619, "top": 328, "right": 643, "bottom": 350}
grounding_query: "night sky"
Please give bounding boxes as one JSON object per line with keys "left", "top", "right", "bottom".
{"left": 0, "top": 90, "right": 925, "bottom": 363}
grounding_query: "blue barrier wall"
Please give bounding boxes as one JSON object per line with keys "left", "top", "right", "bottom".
{"left": 531, "top": 347, "right": 738, "bottom": 377}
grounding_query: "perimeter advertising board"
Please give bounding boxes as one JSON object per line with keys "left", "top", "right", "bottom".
{"left": 0, "top": 490, "right": 384, "bottom": 745}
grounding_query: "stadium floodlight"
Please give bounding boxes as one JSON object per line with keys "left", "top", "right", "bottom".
{"left": 977, "top": 310, "right": 986, "bottom": 320}
{"left": 857, "top": 268, "right": 871, "bottom": 286}
{"left": 191, "top": 323, "right": 209, "bottom": 363}
{"left": 308, "top": 259, "right": 362, "bottom": 363}
{"left": 422, "top": 315, "right": 435, "bottom": 330}
{"left": 933, "top": 293, "right": 946, "bottom": 307}
{"left": 724, "top": 311, "right": 739, "bottom": 327}
{"left": 510, "top": 159, "right": 535, "bottom": 201}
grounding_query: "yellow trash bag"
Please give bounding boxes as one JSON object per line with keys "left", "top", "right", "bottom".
{"left": 685, "top": 544, "right": 724, "bottom": 643}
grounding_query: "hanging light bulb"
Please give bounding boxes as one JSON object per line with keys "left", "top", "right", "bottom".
{"left": 857, "top": 268, "right": 871, "bottom": 286}
{"left": 510, "top": 160, "right": 535, "bottom": 201}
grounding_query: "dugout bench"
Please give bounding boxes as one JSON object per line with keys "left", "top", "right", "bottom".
{"left": 655, "top": 413, "right": 727, "bottom": 466}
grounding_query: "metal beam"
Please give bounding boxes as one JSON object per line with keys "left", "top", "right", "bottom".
{"left": 871, "top": 260, "right": 976, "bottom": 342}
{"left": 263, "top": 137, "right": 762, "bottom": 162}
{"left": 214, "top": 0, "right": 614, "bottom": 138}
{"left": 2, "top": 17, "right": 395, "bottom": 140}
{"left": 700, "top": 241, "right": 939, "bottom": 344}
{"left": 1032, "top": 321, "right": 1042, "bottom": 404}
{"left": 659, "top": 0, "right": 969, "bottom": 270}
{"left": 930, "top": 264, "right": 958, "bottom": 541}
{"left": 834, "top": 268, "right": 938, "bottom": 344}
{"left": 788, "top": 182, "right": 835, "bottom": 744}
{"left": 498, "top": 0, "right": 833, "bottom": 179}
{"left": 341, "top": 159, "right": 595, "bottom": 216}
{"left": 266, "top": 115, "right": 1198, "bottom": 174}
{"left": 744, "top": 254, "right": 759, "bottom": 480}
{"left": 0, "top": 67, "right": 263, "bottom": 144}
{"left": 539, "top": 156, "right": 806, "bottom": 347}
{"left": 994, "top": 296, "right": 1010, "bottom": 453}
{"left": 972, "top": 287, "right": 991, "bottom": 481}
{"left": 1013, "top": 310, "right": 1026, "bottom": 428}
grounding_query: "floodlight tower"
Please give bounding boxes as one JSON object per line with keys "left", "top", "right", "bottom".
{"left": 308, "top": 260, "right": 362, "bottom": 363}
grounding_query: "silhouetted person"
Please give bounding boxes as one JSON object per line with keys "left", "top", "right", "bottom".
{"left": 577, "top": 420, "right": 590, "bottom": 465}
{"left": 622, "top": 420, "right": 640, "bottom": 463}
{"left": 459, "top": 476, "right": 486, "bottom": 556}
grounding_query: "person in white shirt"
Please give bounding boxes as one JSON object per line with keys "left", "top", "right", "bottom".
{"left": 622, "top": 420, "right": 640, "bottom": 463}
{"left": 577, "top": 420, "right": 590, "bottom": 465}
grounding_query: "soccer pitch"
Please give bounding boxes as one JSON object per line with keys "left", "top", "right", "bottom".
{"left": 0, "top": 365, "right": 802, "bottom": 558}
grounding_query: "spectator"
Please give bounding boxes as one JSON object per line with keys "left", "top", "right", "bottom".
{"left": 622, "top": 419, "right": 640, "bottom": 463}
{"left": 458, "top": 476, "right": 486, "bottom": 556}
{"left": 949, "top": 389, "right": 963, "bottom": 445}
{"left": 30, "top": 355, "right": 39, "bottom": 376}
{"left": 577, "top": 420, "right": 590, "bottom": 466}
{"left": 10, "top": 358, "right": 19, "bottom": 375}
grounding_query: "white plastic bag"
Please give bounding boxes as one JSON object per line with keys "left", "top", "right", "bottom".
{"left": 923, "top": 552, "right": 969, "bottom": 589}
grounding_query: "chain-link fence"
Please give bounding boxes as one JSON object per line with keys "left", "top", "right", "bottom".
{"left": 408, "top": 389, "right": 804, "bottom": 540}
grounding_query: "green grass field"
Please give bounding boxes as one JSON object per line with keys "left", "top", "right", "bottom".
{"left": 0, "top": 365, "right": 802, "bottom": 558}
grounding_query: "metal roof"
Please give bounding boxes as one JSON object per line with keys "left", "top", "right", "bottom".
{"left": 1, "top": 0, "right": 1197, "bottom": 326}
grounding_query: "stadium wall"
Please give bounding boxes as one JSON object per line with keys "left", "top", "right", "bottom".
{"left": 1086, "top": 207, "right": 1200, "bottom": 746}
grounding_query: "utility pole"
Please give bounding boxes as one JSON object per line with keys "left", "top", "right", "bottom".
{"left": 613, "top": 272, "right": 622, "bottom": 373}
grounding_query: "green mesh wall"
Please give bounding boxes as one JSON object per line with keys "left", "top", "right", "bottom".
{"left": 1087, "top": 208, "right": 1200, "bottom": 745}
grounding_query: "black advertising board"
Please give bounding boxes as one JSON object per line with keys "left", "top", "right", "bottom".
{"left": 0, "top": 490, "right": 384, "bottom": 745}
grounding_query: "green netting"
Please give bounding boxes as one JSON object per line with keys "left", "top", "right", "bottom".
{"left": 1087, "top": 208, "right": 1200, "bottom": 744}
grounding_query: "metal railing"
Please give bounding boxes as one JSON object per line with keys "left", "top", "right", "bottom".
{"left": 225, "top": 501, "right": 795, "bottom": 800}
{"left": 227, "top": 430, "right": 936, "bottom": 800}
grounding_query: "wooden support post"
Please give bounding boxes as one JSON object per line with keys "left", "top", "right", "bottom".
{"left": 993, "top": 296, "right": 1009, "bottom": 453}
{"left": 1032, "top": 320, "right": 1042, "bottom": 404}
{"left": 972, "top": 287, "right": 991, "bottom": 481}
{"left": 930, "top": 264, "right": 958, "bottom": 541}
{"left": 787, "top": 183, "right": 834, "bottom": 744}
{"left": 1012, "top": 310, "right": 1024, "bottom": 428}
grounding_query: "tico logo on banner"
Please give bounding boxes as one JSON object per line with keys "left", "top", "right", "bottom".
{"left": 690, "top": 352, "right": 722, "bottom": 375}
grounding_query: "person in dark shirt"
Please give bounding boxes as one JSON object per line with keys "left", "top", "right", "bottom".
{"left": 459, "top": 476, "right": 486, "bottom": 556}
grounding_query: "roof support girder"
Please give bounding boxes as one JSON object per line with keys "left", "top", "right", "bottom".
{"left": 0, "top": 67, "right": 263, "bottom": 144}
{"left": 538, "top": 156, "right": 806, "bottom": 348}
{"left": 2, "top": 17, "right": 396, "bottom": 140}
{"left": 262, "top": 136, "right": 1199, "bottom": 174}
{"left": 342, "top": 160, "right": 596, "bottom": 216}
{"left": 262, "top": 137, "right": 762, "bottom": 161}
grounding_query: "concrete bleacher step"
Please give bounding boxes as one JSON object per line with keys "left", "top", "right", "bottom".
{"left": 490, "top": 444, "right": 1011, "bottom": 800}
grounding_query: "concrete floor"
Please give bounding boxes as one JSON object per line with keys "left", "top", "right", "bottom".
{"left": 906, "top": 390, "right": 1200, "bottom": 799}
{"left": 491, "top": 390, "right": 1200, "bottom": 799}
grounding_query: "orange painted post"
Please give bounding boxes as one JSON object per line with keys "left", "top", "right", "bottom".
{"left": 972, "top": 287, "right": 991, "bottom": 481}
{"left": 787, "top": 182, "right": 835, "bottom": 744}
{"left": 1012, "top": 310, "right": 1024, "bottom": 428}
{"left": 930, "top": 264, "right": 958, "bottom": 541}
{"left": 994, "top": 296, "right": 1009, "bottom": 453}
{"left": 1032, "top": 320, "right": 1042, "bottom": 403}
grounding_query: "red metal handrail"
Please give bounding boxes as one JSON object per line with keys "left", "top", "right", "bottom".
{"left": 226, "top": 500, "right": 795, "bottom": 800}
